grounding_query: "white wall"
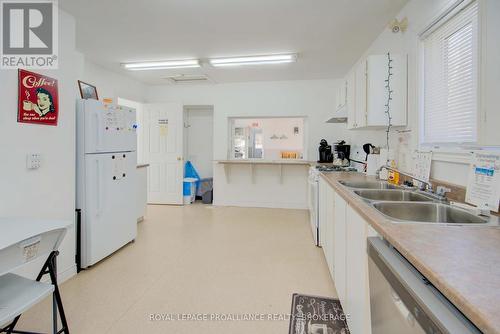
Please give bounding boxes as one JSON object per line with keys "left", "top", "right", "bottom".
{"left": 352, "top": 0, "right": 500, "bottom": 186}
{"left": 0, "top": 9, "right": 148, "bottom": 281}
{"left": 185, "top": 108, "right": 214, "bottom": 178}
{"left": 0, "top": 10, "right": 82, "bottom": 281}
{"left": 147, "top": 80, "right": 389, "bottom": 161}
{"left": 214, "top": 163, "right": 309, "bottom": 209}
{"left": 80, "top": 59, "right": 148, "bottom": 103}
{"left": 147, "top": 80, "right": 390, "bottom": 208}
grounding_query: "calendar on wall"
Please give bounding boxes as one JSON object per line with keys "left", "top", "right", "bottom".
{"left": 412, "top": 150, "right": 432, "bottom": 185}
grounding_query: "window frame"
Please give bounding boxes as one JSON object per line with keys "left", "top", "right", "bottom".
{"left": 417, "top": 0, "right": 485, "bottom": 160}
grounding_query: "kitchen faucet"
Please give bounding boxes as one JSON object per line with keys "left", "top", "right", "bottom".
{"left": 376, "top": 165, "right": 433, "bottom": 191}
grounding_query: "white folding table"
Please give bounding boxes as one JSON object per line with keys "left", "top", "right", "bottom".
{"left": 0, "top": 218, "right": 71, "bottom": 334}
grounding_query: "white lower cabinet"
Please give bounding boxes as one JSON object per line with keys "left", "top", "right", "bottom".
{"left": 318, "top": 177, "right": 328, "bottom": 248}
{"left": 325, "top": 184, "right": 335, "bottom": 276}
{"left": 317, "top": 183, "right": 377, "bottom": 334}
{"left": 319, "top": 177, "right": 335, "bottom": 276}
{"left": 137, "top": 166, "right": 148, "bottom": 220}
{"left": 333, "top": 192, "right": 347, "bottom": 303}
{"left": 345, "top": 205, "right": 374, "bottom": 334}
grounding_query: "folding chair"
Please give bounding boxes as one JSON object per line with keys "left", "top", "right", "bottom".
{"left": 0, "top": 218, "right": 71, "bottom": 334}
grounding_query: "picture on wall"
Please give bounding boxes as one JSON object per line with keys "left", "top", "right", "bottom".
{"left": 18, "top": 69, "right": 59, "bottom": 126}
{"left": 78, "top": 80, "right": 99, "bottom": 100}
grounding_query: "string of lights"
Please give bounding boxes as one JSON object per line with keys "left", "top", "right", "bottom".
{"left": 384, "top": 52, "right": 394, "bottom": 153}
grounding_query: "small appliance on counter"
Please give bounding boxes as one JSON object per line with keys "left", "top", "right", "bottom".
{"left": 366, "top": 154, "right": 380, "bottom": 175}
{"left": 363, "top": 143, "right": 380, "bottom": 175}
{"left": 333, "top": 140, "right": 351, "bottom": 166}
{"left": 318, "top": 139, "right": 333, "bottom": 163}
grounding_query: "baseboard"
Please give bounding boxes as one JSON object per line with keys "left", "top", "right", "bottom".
{"left": 213, "top": 199, "right": 308, "bottom": 210}
{"left": 58, "top": 263, "right": 77, "bottom": 283}
{"left": 40, "top": 263, "right": 77, "bottom": 284}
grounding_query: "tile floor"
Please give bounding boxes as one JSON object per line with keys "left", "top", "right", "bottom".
{"left": 19, "top": 204, "right": 336, "bottom": 333}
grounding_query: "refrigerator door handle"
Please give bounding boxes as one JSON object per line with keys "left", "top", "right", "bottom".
{"left": 95, "top": 159, "right": 103, "bottom": 217}
{"left": 95, "top": 112, "right": 103, "bottom": 151}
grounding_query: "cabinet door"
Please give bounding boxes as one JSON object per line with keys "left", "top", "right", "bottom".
{"left": 366, "top": 54, "right": 407, "bottom": 127}
{"left": 354, "top": 60, "right": 367, "bottom": 128}
{"left": 345, "top": 205, "right": 372, "bottom": 334}
{"left": 341, "top": 80, "right": 347, "bottom": 108}
{"left": 346, "top": 70, "right": 356, "bottom": 129}
{"left": 333, "top": 192, "right": 347, "bottom": 303}
{"left": 325, "top": 185, "right": 335, "bottom": 277}
{"left": 318, "top": 178, "right": 328, "bottom": 248}
{"left": 388, "top": 54, "right": 407, "bottom": 126}
{"left": 335, "top": 85, "right": 342, "bottom": 110}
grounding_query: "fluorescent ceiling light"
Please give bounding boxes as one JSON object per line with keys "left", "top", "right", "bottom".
{"left": 209, "top": 54, "right": 297, "bottom": 67}
{"left": 122, "top": 59, "right": 200, "bottom": 70}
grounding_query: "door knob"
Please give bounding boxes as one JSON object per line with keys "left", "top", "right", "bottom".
{"left": 177, "top": 157, "right": 182, "bottom": 161}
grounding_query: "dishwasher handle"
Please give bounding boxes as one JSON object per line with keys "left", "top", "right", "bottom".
{"left": 367, "top": 237, "right": 481, "bottom": 334}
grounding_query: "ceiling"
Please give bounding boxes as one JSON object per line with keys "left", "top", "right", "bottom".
{"left": 60, "top": 0, "right": 408, "bottom": 85}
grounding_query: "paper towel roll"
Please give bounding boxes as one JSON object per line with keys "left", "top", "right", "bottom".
{"left": 366, "top": 154, "right": 380, "bottom": 176}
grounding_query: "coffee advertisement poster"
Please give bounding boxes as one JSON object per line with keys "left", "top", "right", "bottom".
{"left": 18, "top": 69, "right": 59, "bottom": 126}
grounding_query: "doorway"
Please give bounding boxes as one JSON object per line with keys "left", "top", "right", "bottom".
{"left": 184, "top": 106, "right": 214, "bottom": 179}
{"left": 184, "top": 105, "right": 214, "bottom": 203}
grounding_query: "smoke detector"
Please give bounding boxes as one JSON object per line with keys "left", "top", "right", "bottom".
{"left": 163, "top": 74, "right": 212, "bottom": 84}
{"left": 389, "top": 17, "right": 408, "bottom": 33}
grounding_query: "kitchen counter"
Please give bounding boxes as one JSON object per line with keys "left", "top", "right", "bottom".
{"left": 320, "top": 172, "right": 500, "bottom": 334}
{"left": 215, "top": 159, "right": 310, "bottom": 185}
{"left": 216, "top": 159, "right": 311, "bottom": 165}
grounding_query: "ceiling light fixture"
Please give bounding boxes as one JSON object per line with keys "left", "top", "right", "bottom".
{"left": 209, "top": 54, "right": 297, "bottom": 67}
{"left": 164, "top": 74, "right": 212, "bottom": 84}
{"left": 122, "top": 59, "right": 200, "bottom": 71}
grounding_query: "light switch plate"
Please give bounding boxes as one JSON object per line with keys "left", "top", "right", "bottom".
{"left": 26, "top": 153, "right": 41, "bottom": 169}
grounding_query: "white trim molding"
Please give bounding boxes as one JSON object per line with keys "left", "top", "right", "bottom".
{"left": 431, "top": 150, "right": 472, "bottom": 164}
{"left": 40, "top": 263, "right": 77, "bottom": 285}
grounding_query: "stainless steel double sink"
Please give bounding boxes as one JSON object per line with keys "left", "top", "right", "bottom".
{"left": 339, "top": 180, "right": 491, "bottom": 225}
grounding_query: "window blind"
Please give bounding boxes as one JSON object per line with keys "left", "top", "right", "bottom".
{"left": 422, "top": 1, "right": 478, "bottom": 145}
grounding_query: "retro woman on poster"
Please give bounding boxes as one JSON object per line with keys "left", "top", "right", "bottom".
{"left": 31, "top": 88, "right": 56, "bottom": 117}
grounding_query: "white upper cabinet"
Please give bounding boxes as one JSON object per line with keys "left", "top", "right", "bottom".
{"left": 325, "top": 80, "right": 348, "bottom": 123}
{"left": 346, "top": 69, "right": 357, "bottom": 129}
{"left": 366, "top": 54, "right": 407, "bottom": 127}
{"left": 347, "top": 54, "right": 407, "bottom": 129}
{"left": 336, "top": 80, "right": 347, "bottom": 111}
{"left": 354, "top": 60, "right": 368, "bottom": 128}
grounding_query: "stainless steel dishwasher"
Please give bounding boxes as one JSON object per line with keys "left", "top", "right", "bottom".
{"left": 367, "top": 237, "right": 481, "bottom": 334}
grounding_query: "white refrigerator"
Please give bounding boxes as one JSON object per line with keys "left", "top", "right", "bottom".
{"left": 76, "top": 99, "right": 138, "bottom": 268}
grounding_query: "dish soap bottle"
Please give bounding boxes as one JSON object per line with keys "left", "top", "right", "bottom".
{"left": 387, "top": 158, "right": 400, "bottom": 185}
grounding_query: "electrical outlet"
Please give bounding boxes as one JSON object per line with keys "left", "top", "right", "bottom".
{"left": 26, "top": 153, "right": 42, "bottom": 169}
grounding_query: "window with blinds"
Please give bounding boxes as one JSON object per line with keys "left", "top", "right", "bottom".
{"left": 421, "top": 1, "right": 478, "bottom": 145}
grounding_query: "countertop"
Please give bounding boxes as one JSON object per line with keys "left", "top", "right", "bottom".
{"left": 320, "top": 172, "right": 500, "bottom": 334}
{"left": 215, "top": 159, "right": 311, "bottom": 165}
{"left": 215, "top": 160, "right": 344, "bottom": 166}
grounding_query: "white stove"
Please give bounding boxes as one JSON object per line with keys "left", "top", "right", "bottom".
{"left": 308, "top": 165, "right": 357, "bottom": 247}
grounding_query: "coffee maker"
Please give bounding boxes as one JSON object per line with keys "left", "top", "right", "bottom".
{"left": 317, "top": 139, "right": 333, "bottom": 163}
{"left": 333, "top": 140, "right": 351, "bottom": 166}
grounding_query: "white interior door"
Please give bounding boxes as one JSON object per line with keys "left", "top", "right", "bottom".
{"left": 144, "top": 103, "right": 183, "bottom": 204}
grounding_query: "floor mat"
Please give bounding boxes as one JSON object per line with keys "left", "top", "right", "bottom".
{"left": 288, "top": 293, "right": 349, "bottom": 334}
